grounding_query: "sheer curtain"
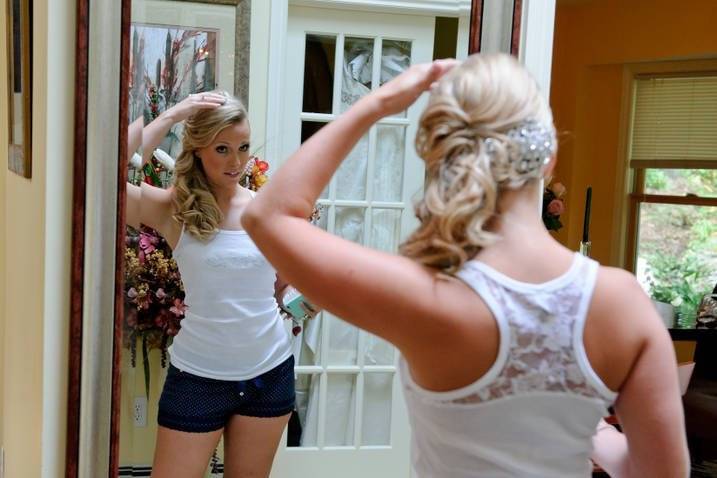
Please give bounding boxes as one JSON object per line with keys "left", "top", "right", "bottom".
{"left": 296, "top": 42, "right": 409, "bottom": 446}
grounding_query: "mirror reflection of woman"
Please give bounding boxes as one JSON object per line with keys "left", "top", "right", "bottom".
{"left": 242, "top": 54, "right": 690, "bottom": 477}
{"left": 127, "top": 92, "right": 296, "bottom": 478}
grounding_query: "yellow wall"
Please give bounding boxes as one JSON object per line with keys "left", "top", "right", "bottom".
{"left": 549, "top": 0, "right": 717, "bottom": 265}
{"left": 1, "top": 0, "right": 74, "bottom": 476}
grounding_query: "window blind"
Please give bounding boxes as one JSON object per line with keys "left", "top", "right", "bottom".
{"left": 630, "top": 75, "right": 717, "bottom": 169}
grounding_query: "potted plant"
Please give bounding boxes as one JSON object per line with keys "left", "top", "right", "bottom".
{"left": 646, "top": 254, "right": 711, "bottom": 328}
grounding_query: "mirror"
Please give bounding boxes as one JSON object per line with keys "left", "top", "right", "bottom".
{"left": 6, "top": 0, "right": 32, "bottom": 177}
{"left": 114, "top": 1, "right": 480, "bottom": 476}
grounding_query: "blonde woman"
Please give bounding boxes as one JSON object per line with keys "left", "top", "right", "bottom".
{"left": 242, "top": 54, "right": 690, "bottom": 477}
{"left": 127, "top": 92, "right": 296, "bottom": 478}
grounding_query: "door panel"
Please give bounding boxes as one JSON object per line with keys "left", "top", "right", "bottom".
{"left": 271, "top": 5, "right": 435, "bottom": 477}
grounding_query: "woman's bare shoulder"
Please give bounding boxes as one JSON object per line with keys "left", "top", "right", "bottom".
{"left": 585, "top": 266, "right": 667, "bottom": 391}
{"left": 593, "top": 266, "right": 659, "bottom": 330}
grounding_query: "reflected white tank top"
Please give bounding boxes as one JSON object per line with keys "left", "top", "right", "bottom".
{"left": 168, "top": 223, "right": 292, "bottom": 381}
{"left": 399, "top": 253, "right": 617, "bottom": 477}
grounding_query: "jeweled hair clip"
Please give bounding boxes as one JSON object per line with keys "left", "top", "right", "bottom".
{"left": 484, "top": 119, "right": 556, "bottom": 177}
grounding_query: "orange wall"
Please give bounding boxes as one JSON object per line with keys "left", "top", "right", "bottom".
{"left": 549, "top": 0, "right": 717, "bottom": 265}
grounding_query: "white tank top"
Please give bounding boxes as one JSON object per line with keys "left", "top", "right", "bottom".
{"left": 399, "top": 253, "right": 617, "bottom": 478}
{"left": 168, "top": 221, "right": 292, "bottom": 380}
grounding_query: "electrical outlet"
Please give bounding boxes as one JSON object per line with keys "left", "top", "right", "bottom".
{"left": 133, "top": 397, "right": 148, "bottom": 427}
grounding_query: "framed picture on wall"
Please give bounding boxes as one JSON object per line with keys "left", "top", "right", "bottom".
{"left": 131, "top": 0, "right": 242, "bottom": 96}
{"left": 6, "top": 0, "right": 32, "bottom": 178}
{"left": 130, "top": 0, "right": 245, "bottom": 157}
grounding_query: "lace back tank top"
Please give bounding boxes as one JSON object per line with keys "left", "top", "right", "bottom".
{"left": 399, "top": 253, "right": 617, "bottom": 477}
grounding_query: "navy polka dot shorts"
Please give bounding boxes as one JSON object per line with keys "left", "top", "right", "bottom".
{"left": 158, "top": 355, "right": 295, "bottom": 433}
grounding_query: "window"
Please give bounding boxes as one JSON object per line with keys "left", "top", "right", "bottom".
{"left": 627, "top": 75, "right": 717, "bottom": 326}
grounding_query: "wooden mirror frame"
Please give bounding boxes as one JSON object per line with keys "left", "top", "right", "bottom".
{"left": 65, "top": 1, "right": 527, "bottom": 476}
{"left": 67, "top": 0, "right": 131, "bottom": 475}
{"left": 469, "top": 0, "right": 523, "bottom": 55}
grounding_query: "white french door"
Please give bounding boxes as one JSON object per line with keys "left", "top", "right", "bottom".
{"left": 270, "top": 5, "right": 435, "bottom": 477}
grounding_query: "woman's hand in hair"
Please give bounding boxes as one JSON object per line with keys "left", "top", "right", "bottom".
{"left": 370, "top": 59, "right": 459, "bottom": 117}
{"left": 163, "top": 92, "right": 227, "bottom": 123}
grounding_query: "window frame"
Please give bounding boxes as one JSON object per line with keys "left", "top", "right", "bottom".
{"left": 625, "top": 168, "right": 717, "bottom": 273}
{"left": 613, "top": 59, "right": 717, "bottom": 271}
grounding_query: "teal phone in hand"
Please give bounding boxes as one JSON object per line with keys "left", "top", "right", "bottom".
{"left": 281, "top": 287, "right": 315, "bottom": 320}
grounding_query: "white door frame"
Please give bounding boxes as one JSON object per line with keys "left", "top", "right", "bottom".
{"left": 264, "top": 0, "right": 472, "bottom": 165}
{"left": 517, "top": 0, "right": 557, "bottom": 99}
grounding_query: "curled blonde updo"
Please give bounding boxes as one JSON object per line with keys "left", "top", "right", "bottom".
{"left": 172, "top": 91, "right": 247, "bottom": 240}
{"left": 399, "top": 53, "right": 556, "bottom": 273}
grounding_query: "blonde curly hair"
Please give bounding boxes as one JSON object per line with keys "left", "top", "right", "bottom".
{"left": 172, "top": 91, "right": 248, "bottom": 240}
{"left": 399, "top": 53, "right": 556, "bottom": 273}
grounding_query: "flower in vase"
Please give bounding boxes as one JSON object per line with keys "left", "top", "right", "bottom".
{"left": 246, "top": 157, "right": 270, "bottom": 191}
{"left": 154, "top": 309, "right": 168, "bottom": 328}
{"left": 138, "top": 231, "right": 159, "bottom": 263}
{"left": 170, "top": 298, "right": 188, "bottom": 317}
{"left": 126, "top": 308, "right": 138, "bottom": 328}
{"left": 547, "top": 198, "right": 565, "bottom": 216}
{"left": 542, "top": 182, "right": 567, "bottom": 232}
{"left": 134, "top": 283, "right": 152, "bottom": 310}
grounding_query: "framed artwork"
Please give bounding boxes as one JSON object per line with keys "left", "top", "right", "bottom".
{"left": 130, "top": 0, "right": 239, "bottom": 157}
{"left": 130, "top": 24, "right": 223, "bottom": 111}
{"left": 6, "top": 0, "right": 32, "bottom": 178}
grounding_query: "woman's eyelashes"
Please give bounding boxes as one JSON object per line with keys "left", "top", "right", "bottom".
{"left": 214, "top": 143, "right": 250, "bottom": 154}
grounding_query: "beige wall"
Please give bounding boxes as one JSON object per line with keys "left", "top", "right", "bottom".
{"left": 248, "top": 0, "right": 271, "bottom": 155}
{"left": 0, "top": 0, "right": 7, "bottom": 457}
{"left": 119, "top": 347, "right": 171, "bottom": 467}
{"left": 549, "top": 0, "right": 717, "bottom": 265}
{"left": 1, "top": 0, "right": 75, "bottom": 476}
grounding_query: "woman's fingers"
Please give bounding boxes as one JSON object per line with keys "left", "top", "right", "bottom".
{"left": 420, "top": 59, "right": 459, "bottom": 91}
{"left": 373, "top": 59, "right": 460, "bottom": 116}
{"left": 187, "top": 93, "right": 226, "bottom": 109}
{"left": 199, "top": 93, "right": 227, "bottom": 105}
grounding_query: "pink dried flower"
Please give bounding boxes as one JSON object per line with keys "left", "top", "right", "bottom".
{"left": 547, "top": 199, "right": 565, "bottom": 216}
{"left": 170, "top": 299, "right": 187, "bottom": 317}
{"left": 138, "top": 231, "right": 159, "bottom": 263}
